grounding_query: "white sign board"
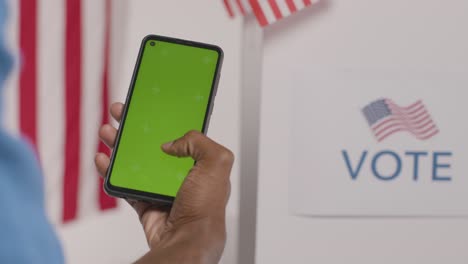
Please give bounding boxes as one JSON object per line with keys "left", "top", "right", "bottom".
{"left": 290, "top": 66, "right": 468, "bottom": 216}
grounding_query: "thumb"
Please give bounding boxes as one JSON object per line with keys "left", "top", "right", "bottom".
{"left": 161, "top": 130, "right": 212, "bottom": 162}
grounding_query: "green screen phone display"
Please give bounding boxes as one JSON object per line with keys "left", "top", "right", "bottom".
{"left": 107, "top": 37, "right": 221, "bottom": 200}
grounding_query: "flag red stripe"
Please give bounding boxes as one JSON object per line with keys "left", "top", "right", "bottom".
{"left": 377, "top": 126, "right": 438, "bottom": 142}
{"left": 390, "top": 104, "right": 425, "bottom": 116}
{"left": 303, "top": 0, "right": 313, "bottom": 6}
{"left": 236, "top": 0, "right": 246, "bottom": 15}
{"left": 388, "top": 104, "right": 424, "bottom": 114}
{"left": 372, "top": 111, "right": 430, "bottom": 131}
{"left": 249, "top": 0, "right": 269, "bottom": 26}
{"left": 268, "top": 0, "right": 283, "bottom": 20}
{"left": 374, "top": 117, "right": 434, "bottom": 138}
{"left": 375, "top": 116, "right": 433, "bottom": 134}
{"left": 63, "top": 0, "right": 82, "bottom": 222}
{"left": 99, "top": 0, "right": 118, "bottom": 210}
{"left": 391, "top": 109, "right": 428, "bottom": 123}
{"left": 386, "top": 99, "right": 422, "bottom": 110}
{"left": 285, "top": 0, "right": 298, "bottom": 12}
{"left": 19, "top": 0, "right": 38, "bottom": 147}
{"left": 388, "top": 109, "right": 428, "bottom": 122}
{"left": 421, "top": 129, "right": 440, "bottom": 140}
{"left": 223, "top": 0, "right": 235, "bottom": 17}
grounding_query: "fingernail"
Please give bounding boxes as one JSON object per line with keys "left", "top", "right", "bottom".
{"left": 162, "top": 141, "right": 173, "bottom": 149}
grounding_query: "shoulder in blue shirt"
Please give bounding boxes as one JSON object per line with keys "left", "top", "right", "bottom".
{"left": 0, "top": 0, "right": 64, "bottom": 263}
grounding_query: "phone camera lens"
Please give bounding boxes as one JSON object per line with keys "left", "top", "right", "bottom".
{"left": 150, "top": 41, "right": 156, "bottom": 46}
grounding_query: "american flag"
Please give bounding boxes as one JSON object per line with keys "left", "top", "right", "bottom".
{"left": 362, "top": 99, "right": 439, "bottom": 142}
{"left": 4, "top": 0, "right": 118, "bottom": 223}
{"left": 3, "top": 0, "right": 316, "bottom": 224}
{"left": 223, "top": 0, "right": 320, "bottom": 27}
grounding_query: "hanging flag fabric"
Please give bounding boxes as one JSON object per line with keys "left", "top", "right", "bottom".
{"left": 223, "top": 0, "right": 320, "bottom": 27}
{"left": 3, "top": 0, "right": 118, "bottom": 224}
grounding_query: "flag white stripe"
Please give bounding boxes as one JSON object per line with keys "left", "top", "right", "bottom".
{"left": 233, "top": 0, "right": 243, "bottom": 15}
{"left": 241, "top": 0, "right": 251, "bottom": 13}
{"left": 3, "top": 0, "right": 19, "bottom": 134}
{"left": 106, "top": 0, "right": 127, "bottom": 209}
{"left": 276, "top": 0, "right": 291, "bottom": 18}
{"left": 79, "top": 0, "right": 107, "bottom": 218}
{"left": 109, "top": 0, "right": 129, "bottom": 112}
{"left": 109, "top": 0, "right": 126, "bottom": 213}
{"left": 293, "top": 0, "right": 305, "bottom": 10}
{"left": 258, "top": 0, "right": 276, "bottom": 25}
{"left": 228, "top": 0, "right": 238, "bottom": 16}
{"left": 38, "top": 0, "right": 65, "bottom": 224}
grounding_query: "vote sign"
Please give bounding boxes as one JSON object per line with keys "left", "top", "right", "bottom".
{"left": 289, "top": 67, "right": 468, "bottom": 216}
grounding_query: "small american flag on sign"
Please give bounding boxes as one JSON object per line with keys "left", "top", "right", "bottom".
{"left": 223, "top": 0, "right": 320, "bottom": 27}
{"left": 362, "top": 99, "right": 439, "bottom": 142}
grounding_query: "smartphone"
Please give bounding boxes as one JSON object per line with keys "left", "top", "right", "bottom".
{"left": 104, "top": 35, "right": 223, "bottom": 204}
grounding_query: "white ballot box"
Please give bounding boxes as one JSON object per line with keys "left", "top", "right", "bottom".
{"left": 256, "top": 0, "right": 468, "bottom": 263}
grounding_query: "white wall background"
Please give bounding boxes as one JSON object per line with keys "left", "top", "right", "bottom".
{"left": 57, "top": 1, "right": 242, "bottom": 263}
{"left": 256, "top": 0, "right": 468, "bottom": 263}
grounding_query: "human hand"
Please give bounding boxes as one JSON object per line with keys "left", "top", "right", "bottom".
{"left": 95, "top": 103, "right": 234, "bottom": 264}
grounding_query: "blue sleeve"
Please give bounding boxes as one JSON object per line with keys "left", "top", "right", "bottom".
{"left": 0, "top": 0, "right": 64, "bottom": 263}
{"left": 0, "top": 131, "right": 65, "bottom": 264}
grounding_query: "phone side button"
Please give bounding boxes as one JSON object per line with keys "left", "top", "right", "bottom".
{"left": 214, "top": 74, "right": 221, "bottom": 97}
{"left": 207, "top": 107, "right": 213, "bottom": 123}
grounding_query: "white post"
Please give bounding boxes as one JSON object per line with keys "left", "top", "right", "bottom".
{"left": 237, "top": 14, "right": 263, "bottom": 264}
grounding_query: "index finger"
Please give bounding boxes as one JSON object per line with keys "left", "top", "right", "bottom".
{"left": 110, "top": 102, "right": 124, "bottom": 122}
